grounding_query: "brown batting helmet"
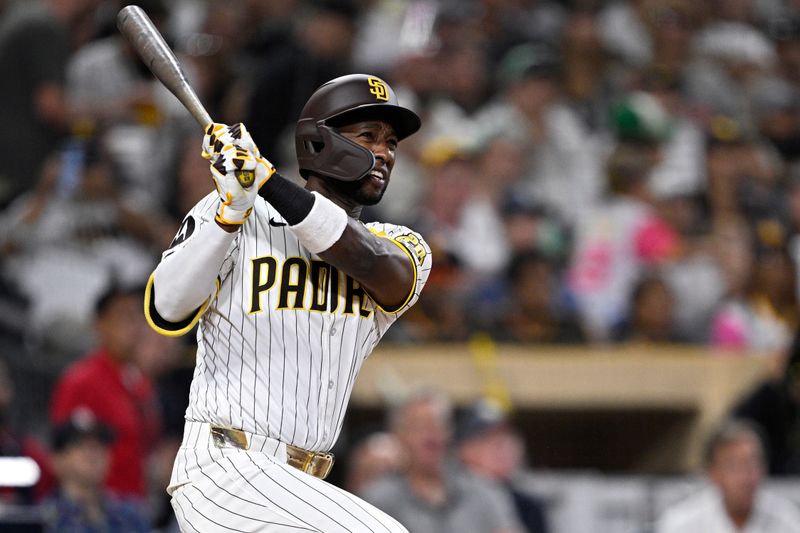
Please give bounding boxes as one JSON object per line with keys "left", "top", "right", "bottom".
{"left": 295, "top": 74, "right": 421, "bottom": 181}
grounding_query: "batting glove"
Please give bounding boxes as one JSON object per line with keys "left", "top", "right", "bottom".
{"left": 202, "top": 123, "right": 275, "bottom": 225}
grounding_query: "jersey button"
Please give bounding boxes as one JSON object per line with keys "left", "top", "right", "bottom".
{"left": 328, "top": 380, "right": 334, "bottom": 389}
{"left": 330, "top": 327, "right": 337, "bottom": 335}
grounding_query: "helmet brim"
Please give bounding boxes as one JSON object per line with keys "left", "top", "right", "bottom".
{"left": 325, "top": 103, "right": 421, "bottom": 141}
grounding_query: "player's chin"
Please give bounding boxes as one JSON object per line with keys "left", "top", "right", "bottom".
{"left": 356, "top": 185, "right": 387, "bottom": 206}
{"left": 348, "top": 176, "right": 389, "bottom": 206}
{"left": 327, "top": 173, "right": 389, "bottom": 205}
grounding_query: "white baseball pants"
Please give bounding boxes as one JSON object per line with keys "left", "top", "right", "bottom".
{"left": 169, "top": 421, "right": 408, "bottom": 533}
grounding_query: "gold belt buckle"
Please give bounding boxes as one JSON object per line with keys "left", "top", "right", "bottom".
{"left": 286, "top": 444, "right": 335, "bottom": 480}
{"left": 210, "top": 426, "right": 249, "bottom": 450}
{"left": 209, "top": 426, "right": 333, "bottom": 479}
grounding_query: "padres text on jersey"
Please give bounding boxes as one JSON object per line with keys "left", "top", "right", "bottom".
{"left": 145, "top": 193, "right": 432, "bottom": 474}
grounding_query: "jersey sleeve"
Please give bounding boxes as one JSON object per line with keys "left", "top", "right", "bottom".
{"left": 365, "top": 222, "right": 432, "bottom": 318}
{"left": 144, "top": 192, "right": 238, "bottom": 336}
{"left": 159, "top": 192, "right": 239, "bottom": 278}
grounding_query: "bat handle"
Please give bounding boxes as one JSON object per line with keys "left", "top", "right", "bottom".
{"left": 195, "top": 112, "right": 213, "bottom": 131}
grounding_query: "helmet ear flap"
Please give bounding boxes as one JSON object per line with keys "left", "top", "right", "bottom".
{"left": 295, "top": 121, "right": 375, "bottom": 182}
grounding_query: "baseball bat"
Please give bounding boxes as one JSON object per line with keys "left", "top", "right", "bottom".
{"left": 116, "top": 5, "right": 254, "bottom": 188}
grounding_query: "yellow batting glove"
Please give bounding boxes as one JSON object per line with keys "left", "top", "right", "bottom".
{"left": 203, "top": 122, "right": 273, "bottom": 190}
{"left": 210, "top": 143, "right": 275, "bottom": 226}
{"left": 201, "top": 123, "right": 229, "bottom": 161}
{"left": 202, "top": 122, "right": 275, "bottom": 225}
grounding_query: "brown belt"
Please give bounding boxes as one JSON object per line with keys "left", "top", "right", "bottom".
{"left": 210, "top": 425, "right": 334, "bottom": 480}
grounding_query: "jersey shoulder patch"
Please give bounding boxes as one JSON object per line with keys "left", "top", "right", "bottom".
{"left": 364, "top": 221, "right": 432, "bottom": 322}
{"left": 365, "top": 222, "right": 430, "bottom": 268}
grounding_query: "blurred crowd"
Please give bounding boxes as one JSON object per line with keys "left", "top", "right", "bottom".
{"left": 3, "top": 0, "right": 800, "bottom": 530}
{"left": 4, "top": 0, "right": 800, "bottom": 358}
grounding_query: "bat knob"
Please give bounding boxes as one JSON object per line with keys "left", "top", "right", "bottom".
{"left": 235, "top": 170, "right": 255, "bottom": 188}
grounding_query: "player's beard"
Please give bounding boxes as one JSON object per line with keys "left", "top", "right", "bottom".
{"left": 327, "top": 173, "right": 388, "bottom": 206}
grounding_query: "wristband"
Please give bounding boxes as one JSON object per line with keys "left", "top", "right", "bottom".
{"left": 257, "top": 173, "right": 347, "bottom": 253}
{"left": 257, "top": 172, "right": 315, "bottom": 225}
{"left": 290, "top": 192, "right": 348, "bottom": 254}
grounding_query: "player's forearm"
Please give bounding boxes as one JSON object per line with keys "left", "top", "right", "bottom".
{"left": 152, "top": 220, "right": 235, "bottom": 321}
{"left": 318, "top": 221, "right": 415, "bottom": 307}
{"left": 259, "top": 175, "right": 414, "bottom": 307}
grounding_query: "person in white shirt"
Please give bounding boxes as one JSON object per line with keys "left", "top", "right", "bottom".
{"left": 656, "top": 419, "right": 800, "bottom": 533}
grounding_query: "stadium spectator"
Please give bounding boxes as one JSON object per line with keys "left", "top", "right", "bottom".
{"left": 734, "top": 329, "right": 800, "bottom": 474}
{"left": 710, "top": 247, "right": 798, "bottom": 351}
{"left": 0, "top": 138, "right": 160, "bottom": 356}
{"left": 481, "top": 41, "right": 605, "bottom": 223}
{"left": 642, "top": 69, "right": 708, "bottom": 202}
{"left": 490, "top": 251, "right": 584, "bottom": 344}
{"left": 768, "top": 14, "right": 800, "bottom": 87}
{"left": 560, "top": 6, "right": 612, "bottom": 132}
{"left": 0, "top": 358, "right": 55, "bottom": 505}
{"left": 0, "top": 0, "right": 99, "bottom": 208}
{"left": 422, "top": 43, "right": 493, "bottom": 150}
{"left": 414, "top": 144, "right": 478, "bottom": 269}
{"left": 43, "top": 409, "right": 150, "bottom": 532}
{"left": 500, "top": 195, "right": 568, "bottom": 261}
{"left": 456, "top": 399, "right": 550, "bottom": 533}
{"left": 434, "top": 135, "right": 532, "bottom": 278}
{"left": 402, "top": 148, "right": 478, "bottom": 342}
{"left": 346, "top": 431, "right": 405, "bottom": 496}
{"left": 50, "top": 284, "right": 160, "bottom": 501}
{"left": 612, "top": 274, "right": 684, "bottom": 343}
{"left": 598, "top": 0, "right": 656, "bottom": 68}
{"left": 245, "top": 0, "right": 358, "bottom": 167}
{"left": 65, "top": 0, "right": 186, "bottom": 214}
{"left": 749, "top": 76, "right": 800, "bottom": 166}
{"left": 655, "top": 418, "right": 800, "bottom": 533}
{"left": 648, "top": 1, "right": 702, "bottom": 77}
{"left": 685, "top": 16, "right": 778, "bottom": 124}
{"left": 65, "top": 0, "right": 170, "bottom": 127}
{"left": 568, "top": 140, "right": 680, "bottom": 340}
{"left": 361, "top": 389, "right": 523, "bottom": 533}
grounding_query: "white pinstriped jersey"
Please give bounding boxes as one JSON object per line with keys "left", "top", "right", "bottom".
{"left": 150, "top": 192, "right": 431, "bottom": 453}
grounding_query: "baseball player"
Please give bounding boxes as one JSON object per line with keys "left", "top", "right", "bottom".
{"left": 144, "top": 74, "right": 431, "bottom": 532}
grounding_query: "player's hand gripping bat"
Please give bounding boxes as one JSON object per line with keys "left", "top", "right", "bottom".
{"left": 116, "top": 5, "right": 255, "bottom": 188}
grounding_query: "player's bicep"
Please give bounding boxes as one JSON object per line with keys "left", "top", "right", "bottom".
{"left": 364, "top": 226, "right": 432, "bottom": 315}
{"left": 366, "top": 237, "right": 418, "bottom": 312}
{"left": 317, "top": 222, "right": 410, "bottom": 310}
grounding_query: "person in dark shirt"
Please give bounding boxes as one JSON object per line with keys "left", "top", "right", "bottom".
{"left": 244, "top": 0, "right": 358, "bottom": 166}
{"left": 493, "top": 251, "right": 585, "bottom": 343}
{"left": 734, "top": 330, "right": 800, "bottom": 475}
{"left": 43, "top": 410, "right": 150, "bottom": 533}
{"left": 456, "top": 399, "right": 550, "bottom": 533}
{"left": 0, "top": 0, "right": 99, "bottom": 207}
{"left": 611, "top": 274, "right": 686, "bottom": 343}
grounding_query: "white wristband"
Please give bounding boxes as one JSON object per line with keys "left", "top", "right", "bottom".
{"left": 289, "top": 192, "right": 348, "bottom": 254}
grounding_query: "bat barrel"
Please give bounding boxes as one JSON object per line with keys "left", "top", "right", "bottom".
{"left": 117, "top": 5, "right": 212, "bottom": 127}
